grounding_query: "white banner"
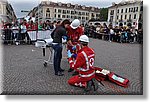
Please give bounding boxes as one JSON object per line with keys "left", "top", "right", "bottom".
{"left": 27, "top": 30, "right": 52, "bottom": 41}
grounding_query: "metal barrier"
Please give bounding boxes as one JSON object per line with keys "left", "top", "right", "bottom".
{"left": 1, "top": 29, "right": 52, "bottom": 44}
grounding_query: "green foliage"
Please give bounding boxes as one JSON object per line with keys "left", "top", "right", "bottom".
{"left": 99, "top": 8, "right": 108, "bottom": 21}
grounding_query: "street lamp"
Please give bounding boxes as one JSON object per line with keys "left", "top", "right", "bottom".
{"left": 21, "top": 10, "right": 30, "bottom": 13}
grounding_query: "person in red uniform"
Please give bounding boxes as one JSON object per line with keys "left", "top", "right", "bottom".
{"left": 67, "top": 19, "right": 84, "bottom": 72}
{"left": 67, "top": 35, "right": 98, "bottom": 91}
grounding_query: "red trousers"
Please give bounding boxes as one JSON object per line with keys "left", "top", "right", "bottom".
{"left": 68, "top": 75, "right": 94, "bottom": 88}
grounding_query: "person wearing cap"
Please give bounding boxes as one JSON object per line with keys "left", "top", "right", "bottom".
{"left": 67, "top": 35, "right": 98, "bottom": 91}
{"left": 52, "top": 19, "right": 70, "bottom": 76}
{"left": 67, "top": 19, "right": 84, "bottom": 72}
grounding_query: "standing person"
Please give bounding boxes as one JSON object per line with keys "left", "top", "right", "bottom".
{"left": 67, "top": 19, "right": 84, "bottom": 72}
{"left": 67, "top": 35, "right": 98, "bottom": 92}
{"left": 12, "top": 22, "right": 20, "bottom": 45}
{"left": 20, "top": 20, "right": 28, "bottom": 44}
{"left": 52, "top": 19, "right": 70, "bottom": 76}
{"left": 4, "top": 25, "right": 12, "bottom": 45}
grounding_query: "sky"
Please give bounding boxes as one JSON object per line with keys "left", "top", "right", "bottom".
{"left": 7, "top": 0, "right": 122, "bottom": 18}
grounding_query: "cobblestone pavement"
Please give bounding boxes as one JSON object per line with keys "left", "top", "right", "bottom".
{"left": 1, "top": 38, "right": 143, "bottom": 95}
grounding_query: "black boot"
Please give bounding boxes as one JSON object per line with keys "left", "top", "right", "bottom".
{"left": 91, "top": 78, "right": 98, "bottom": 91}
{"left": 84, "top": 79, "right": 98, "bottom": 92}
{"left": 84, "top": 80, "right": 93, "bottom": 92}
{"left": 68, "top": 68, "right": 74, "bottom": 72}
{"left": 72, "top": 71, "right": 79, "bottom": 76}
{"left": 59, "top": 68, "right": 65, "bottom": 72}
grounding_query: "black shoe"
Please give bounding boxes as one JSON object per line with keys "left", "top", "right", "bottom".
{"left": 84, "top": 80, "right": 93, "bottom": 92}
{"left": 55, "top": 72, "right": 64, "bottom": 76}
{"left": 84, "top": 79, "right": 98, "bottom": 92}
{"left": 72, "top": 71, "right": 79, "bottom": 76}
{"left": 59, "top": 69, "right": 65, "bottom": 72}
{"left": 68, "top": 68, "right": 74, "bottom": 72}
{"left": 91, "top": 79, "right": 98, "bottom": 91}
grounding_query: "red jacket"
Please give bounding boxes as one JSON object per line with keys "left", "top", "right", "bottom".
{"left": 67, "top": 26, "right": 83, "bottom": 45}
{"left": 68, "top": 46, "right": 95, "bottom": 79}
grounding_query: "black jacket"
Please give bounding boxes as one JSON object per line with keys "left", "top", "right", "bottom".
{"left": 52, "top": 26, "right": 67, "bottom": 43}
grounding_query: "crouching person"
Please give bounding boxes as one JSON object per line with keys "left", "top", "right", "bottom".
{"left": 67, "top": 35, "right": 98, "bottom": 92}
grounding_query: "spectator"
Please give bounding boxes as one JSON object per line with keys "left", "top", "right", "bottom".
{"left": 4, "top": 25, "right": 12, "bottom": 45}
{"left": 12, "top": 22, "right": 20, "bottom": 45}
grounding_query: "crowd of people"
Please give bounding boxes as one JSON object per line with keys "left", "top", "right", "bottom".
{"left": 1, "top": 20, "right": 62, "bottom": 45}
{"left": 1, "top": 18, "right": 143, "bottom": 45}
{"left": 84, "top": 22, "right": 143, "bottom": 44}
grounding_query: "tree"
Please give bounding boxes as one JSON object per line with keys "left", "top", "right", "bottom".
{"left": 99, "top": 8, "right": 108, "bottom": 21}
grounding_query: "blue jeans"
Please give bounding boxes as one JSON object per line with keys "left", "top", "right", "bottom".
{"left": 52, "top": 44, "right": 63, "bottom": 74}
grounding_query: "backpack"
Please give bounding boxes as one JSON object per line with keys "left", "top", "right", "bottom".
{"left": 95, "top": 67, "right": 129, "bottom": 87}
{"left": 108, "top": 72, "right": 129, "bottom": 87}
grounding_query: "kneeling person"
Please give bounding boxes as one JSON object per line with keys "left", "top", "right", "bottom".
{"left": 67, "top": 35, "right": 98, "bottom": 91}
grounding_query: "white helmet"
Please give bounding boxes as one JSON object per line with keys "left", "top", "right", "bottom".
{"left": 79, "top": 35, "right": 89, "bottom": 43}
{"left": 70, "top": 19, "right": 80, "bottom": 29}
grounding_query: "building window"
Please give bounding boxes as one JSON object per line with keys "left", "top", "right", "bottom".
{"left": 58, "top": 9, "right": 61, "bottom": 13}
{"left": 110, "top": 16, "right": 113, "bottom": 22}
{"left": 54, "top": 14, "right": 56, "bottom": 18}
{"left": 82, "top": 17, "right": 85, "bottom": 20}
{"left": 82, "top": 12, "right": 85, "bottom": 15}
{"left": 86, "top": 12, "right": 89, "bottom": 16}
{"left": 71, "top": 11, "right": 74, "bottom": 14}
{"left": 140, "top": 6, "right": 143, "bottom": 11}
{"left": 62, "top": 15, "right": 65, "bottom": 18}
{"left": 121, "top": 9, "right": 123, "bottom": 13}
{"left": 86, "top": 17, "right": 88, "bottom": 20}
{"left": 134, "top": 14, "right": 136, "bottom": 19}
{"left": 78, "top": 12, "right": 81, "bottom": 15}
{"left": 55, "top": 9, "right": 57, "bottom": 13}
{"left": 121, "top": 15, "right": 123, "bottom": 20}
{"left": 91, "top": 13, "right": 94, "bottom": 18}
{"left": 129, "top": 14, "right": 131, "bottom": 19}
{"left": 133, "top": 7, "right": 136, "bottom": 12}
{"left": 129, "top": 8, "right": 130, "bottom": 12}
{"left": 58, "top": 14, "right": 61, "bottom": 18}
{"left": 110, "top": 10, "right": 114, "bottom": 15}
{"left": 63, "top": 10, "right": 66, "bottom": 14}
{"left": 131, "top": 8, "right": 133, "bottom": 12}
{"left": 46, "top": 8, "right": 50, "bottom": 12}
{"left": 117, "top": 9, "right": 119, "bottom": 13}
{"left": 136, "top": 7, "right": 138, "bottom": 12}
{"left": 46, "top": 13, "right": 50, "bottom": 18}
{"left": 124, "top": 22, "right": 126, "bottom": 25}
{"left": 125, "top": 15, "right": 127, "bottom": 19}
{"left": 67, "top": 15, "right": 70, "bottom": 18}
{"left": 139, "top": 14, "right": 142, "bottom": 21}
{"left": 117, "top": 16, "right": 119, "bottom": 20}
{"left": 125, "top": 8, "right": 128, "bottom": 13}
{"left": 67, "top": 10, "right": 70, "bottom": 14}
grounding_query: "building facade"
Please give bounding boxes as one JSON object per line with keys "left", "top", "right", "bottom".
{"left": 0, "top": 0, "right": 16, "bottom": 23}
{"left": 107, "top": 0, "right": 143, "bottom": 27}
{"left": 28, "top": 1, "right": 100, "bottom": 24}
